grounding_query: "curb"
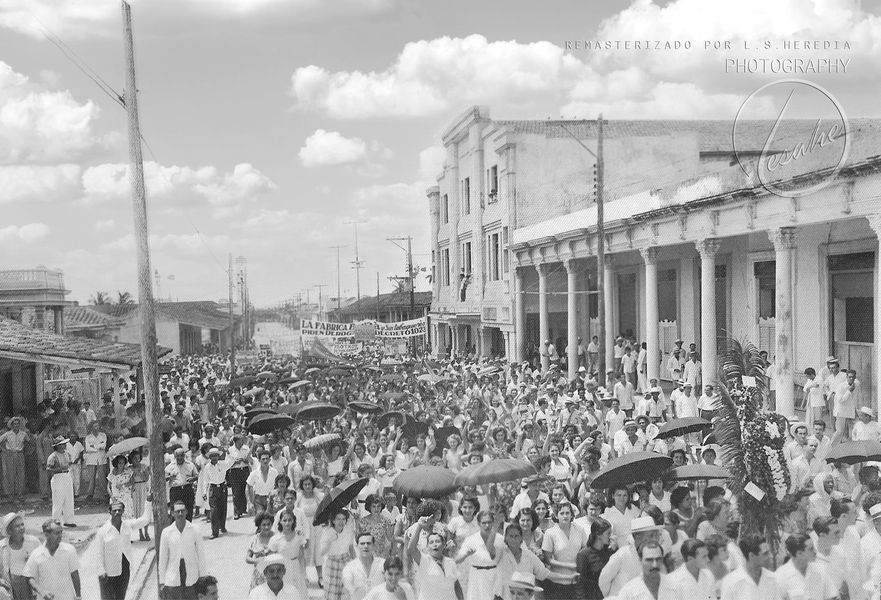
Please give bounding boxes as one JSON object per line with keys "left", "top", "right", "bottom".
{"left": 130, "top": 547, "right": 157, "bottom": 600}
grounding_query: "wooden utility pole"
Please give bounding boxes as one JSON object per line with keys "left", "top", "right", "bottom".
{"left": 596, "top": 114, "right": 607, "bottom": 382}
{"left": 376, "top": 272, "right": 381, "bottom": 321}
{"left": 314, "top": 284, "right": 327, "bottom": 321}
{"left": 329, "top": 244, "right": 345, "bottom": 319}
{"left": 228, "top": 253, "right": 236, "bottom": 376}
{"left": 122, "top": 0, "right": 168, "bottom": 555}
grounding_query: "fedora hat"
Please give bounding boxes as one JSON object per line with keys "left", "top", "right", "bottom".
{"left": 52, "top": 435, "right": 69, "bottom": 447}
{"left": 508, "top": 572, "right": 543, "bottom": 592}
{"left": 630, "top": 515, "right": 662, "bottom": 534}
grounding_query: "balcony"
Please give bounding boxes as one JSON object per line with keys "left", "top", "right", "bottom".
{"left": 0, "top": 267, "right": 69, "bottom": 306}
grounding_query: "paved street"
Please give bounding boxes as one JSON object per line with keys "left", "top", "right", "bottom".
{"left": 138, "top": 496, "right": 323, "bottom": 600}
{"left": 254, "top": 321, "right": 301, "bottom": 357}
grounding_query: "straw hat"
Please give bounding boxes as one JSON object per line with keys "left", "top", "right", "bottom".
{"left": 1, "top": 512, "right": 23, "bottom": 535}
{"left": 631, "top": 515, "right": 662, "bottom": 534}
{"left": 508, "top": 572, "right": 543, "bottom": 592}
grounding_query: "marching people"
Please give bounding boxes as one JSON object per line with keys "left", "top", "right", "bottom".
{"left": 158, "top": 500, "right": 207, "bottom": 600}
{"left": 166, "top": 448, "right": 199, "bottom": 522}
{"left": 0, "top": 512, "right": 41, "bottom": 600}
{"left": 95, "top": 497, "right": 152, "bottom": 600}
{"left": 343, "top": 532, "right": 385, "bottom": 600}
{"left": 247, "top": 554, "right": 298, "bottom": 600}
{"left": 22, "top": 520, "right": 80, "bottom": 600}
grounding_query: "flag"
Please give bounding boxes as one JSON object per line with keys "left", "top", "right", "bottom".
{"left": 307, "top": 338, "right": 344, "bottom": 363}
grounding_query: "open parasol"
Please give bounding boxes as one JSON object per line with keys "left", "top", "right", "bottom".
{"left": 247, "top": 413, "right": 294, "bottom": 435}
{"left": 654, "top": 417, "right": 712, "bottom": 440}
{"left": 477, "top": 366, "right": 502, "bottom": 377}
{"left": 454, "top": 458, "right": 537, "bottom": 487}
{"left": 242, "top": 387, "right": 265, "bottom": 399}
{"left": 304, "top": 433, "right": 341, "bottom": 452}
{"left": 377, "top": 411, "right": 407, "bottom": 430}
{"left": 380, "top": 373, "right": 404, "bottom": 383}
{"left": 229, "top": 375, "right": 257, "bottom": 387}
{"left": 290, "top": 380, "right": 310, "bottom": 390}
{"left": 824, "top": 440, "right": 881, "bottom": 464}
{"left": 590, "top": 452, "right": 673, "bottom": 489}
{"left": 364, "top": 366, "right": 383, "bottom": 373}
{"left": 277, "top": 403, "right": 300, "bottom": 416}
{"left": 107, "top": 437, "right": 148, "bottom": 459}
{"left": 393, "top": 466, "right": 457, "bottom": 498}
{"left": 313, "top": 478, "right": 369, "bottom": 526}
{"left": 244, "top": 407, "right": 276, "bottom": 421}
{"left": 304, "top": 367, "right": 321, "bottom": 375}
{"left": 380, "top": 358, "right": 403, "bottom": 366}
{"left": 295, "top": 401, "right": 342, "bottom": 421}
{"left": 347, "top": 401, "right": 384, "bottom": 414}
{"left": 256, "top": 371, "right": 278, "bottom": 381}
{"left": 276, "top": 376, "right": 299, "bottom": 385}
{"left": 665, "top": 464, "right": 731, "bottom": 481}
{"left": 381, "top": 391, "right": 407, "bottom": 402}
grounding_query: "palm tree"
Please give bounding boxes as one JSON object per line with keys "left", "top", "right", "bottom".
{"left": 116, "top": 291, "right": 134, "bottom": 305}
{"left": 90, "top": 291, "right": 110, "bottom": 305}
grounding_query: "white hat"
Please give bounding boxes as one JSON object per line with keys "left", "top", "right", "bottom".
{"left": 578, "top": 366, "right": 587, "bottom": 373}
{"left": 262, "top": 553, "right": 286, "bottom": 571}
{"left": 508, "top": 572, "right": 543, "bottom": 592}
{"left": 870, "top": 503, "right": 881, "bottom": 520}
{"left": 630, "top": 515, "right": 662, "bottom": 534}
{"left": 860, "top": 406, "right": 876, "bottom": 418}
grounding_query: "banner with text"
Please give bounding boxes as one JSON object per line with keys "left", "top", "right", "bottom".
{"left": 300, "top": 319, "right": 358, "bottom": 356}
{"left": 374, "top": 317, "right": 427, "bottom": 339}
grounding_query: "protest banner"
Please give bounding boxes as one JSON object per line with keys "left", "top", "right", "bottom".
{"left": 375, "top": 317, "right": 427, "bottom": 339}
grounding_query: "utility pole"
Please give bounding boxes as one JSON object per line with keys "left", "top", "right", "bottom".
{"left": 596, "top": 115, "right": 606, "bottom": 382}
{"left": 328, "top": 245, "right": 345, "bottom": 320}
{"left": 376, "top": 272, "right": 381, "bottom": 321}
{"left": 228, "top": 253, "right": 236, "bottom": 376}
{"left": 314, "top": 284, "right": 327, "bottom": 321}
{"left": 387, "top": 235, "right": 416, "bottom": 355}
{"left": 122, "top": 0, "right": 167, "bottom": 555}
{"left": 345, "top": 220, "right": 366, "bottom": 302}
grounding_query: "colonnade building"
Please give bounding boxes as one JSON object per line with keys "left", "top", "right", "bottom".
{"left": 427, "top": 105, "right": 881, "bottom": 419}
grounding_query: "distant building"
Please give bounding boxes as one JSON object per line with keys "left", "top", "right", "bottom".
{"left": 0, "top": 266, "right": 70, "bottom": 334}
{"left": 327, "top": 291, "right": 431, "bottom": 324}
{"left": 89, "top": 301, "right": 238, "bottom": 355}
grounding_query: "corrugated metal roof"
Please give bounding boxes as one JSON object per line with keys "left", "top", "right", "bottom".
{"left": 64, "top": 306, "right": 126, "bottom": 330}
{"left": 91, "top": 301, "right": 233, "bottom": 330}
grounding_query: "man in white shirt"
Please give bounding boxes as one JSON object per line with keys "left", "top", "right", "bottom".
{"left": 509, "top": 476, "right": 550, "bottom": 520}
{"left": 614, "top": 373, "right": 635, "bottom": 417}
{"left": 853, "top": 406, "right": 881, "bottom": 442}
{"left": 860, "top": 502, "right": 881, "bottom": 585}
{"left": 621, "top": 346, "right": 637, "bottom": 389}
{"left": 364, "top": 556, "right": 414, "bottom": 600}
{"left": 82, "top": 421, "right": 107, "bottom": 501}
{"left": 684, "top": 352, "right": 702, "bottom": 390}
{"left": 613, "top": 337, "right": 626, "bottom": 373}
{"left": 659, "top": 539, "right": 713, "bottom": 600}
{"left": 605, "top": 399, "right": 626, "bottom": 441}
{"left": 158, "top": 501, "right": 207, "bottom": 599}
{"left": 246, "top": 450, "right": 279, "bottom": 516}
{"left": 23, "top": 519, "right": 81, "bottom": 600}
{"left": 587, "top": 336, "right": 600, "bottom": 376}
{"left": 834, "top": 369, "right": 862, "bottom": 440}
{"left": 674, "top": 383, "right": 698, "bottom": 419}
{"left": 248, "top": 554, "right": 298, "bottom": 600}
{"left": 667, "top": 349, "right": 683, "bottom": 381}
{"left": 97, "top": 498, "right": 153, "bottom": 600}
{"left": 577, "top": 337, "right": 586, "bottom": 369}
{"left": 636, "top": 343, "right": 648, "bottom": 393}
{"left": 789, "top": 436, "right": 826, "bottom": 491}
{"left": 720, "top": 533, "right": 780, "bottom": 600}
{"left": 697, "top": 385, "right": 717, "bottom": 420}
{"left": 0, "top": 416, "right": 28, "bottom": 503}
{"left": 599, "top": 516, "right": 662, "bottom": 597}
{"left": 343, "top": 533, "right": 385, "bottom": 600}
{"left": 616, "top": 540, "right": 667, "bottom": 600}
{"left": 774, "top": 533, "right": 827, "bottom": 600}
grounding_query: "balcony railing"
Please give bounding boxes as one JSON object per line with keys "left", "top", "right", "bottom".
{"left": 0, "top": 269, "right": 66, "bottom": 291}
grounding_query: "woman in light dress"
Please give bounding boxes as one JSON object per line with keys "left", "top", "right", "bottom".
{"left": 128, "top": 449, "right": 151, "bottom": 541}
{"left": 246, "top": 512, "right": 275, "bottom": 590}
{"left": 106, "top": 455, "right": 134, "bottom": 519}
{"left": 296, "top": 476, "right": 323, "bottom": 566}
{"left": 267, "top": 511, "right": 307, "bottom": 598}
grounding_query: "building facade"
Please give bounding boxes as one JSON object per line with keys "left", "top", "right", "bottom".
{"left": 426, "top": 106, "right": 802, "bottom": 359}
{"left": 0, "top": 267, "right": 70, "bottom": 334}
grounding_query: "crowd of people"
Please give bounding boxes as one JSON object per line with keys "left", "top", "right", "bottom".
{"left": 0, "top": 333, "right": 878, "bottom": 600}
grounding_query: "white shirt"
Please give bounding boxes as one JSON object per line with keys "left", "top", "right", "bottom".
{"left": 342, "top": 556, "right": 385, "bottom": 600}
{"left": 601, "top": 505, "right": 639, "bottom": 549}
{"left": 96, "top": 502, "right": 153, "bottom": 577}
{"left": 247, "top": 582, "right": 300, "bottom": 599}
{"left": 84, "top": 432, "right": 107, "bottom": 465}
{"left": 247, "top": 467, "right": 280, "bottom": 496}
{"left": 720, "top": 567, "right": 781, "bottom": 600}
{"left": 660, "top": 566, "right": 714, "bottom": 600}
{"left": 599, "top": 544, "right": 641, "bottom": 597}
{"left": 158, "top": 521, "right": 207, "bottom": 586}
{"left": 619, "top": 574, "right": 663, "bottom": 600}
{"left": 364, "top": 582, "right": 415, "bottom": 600}
{"left": 414, "top": 553, "right": 458, "bottom": 600}
{"left": 22, "top": 542, "right": 80, "bottom": 600}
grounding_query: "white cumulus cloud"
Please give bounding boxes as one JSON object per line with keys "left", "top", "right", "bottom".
{"left": 0, "top": 164, "right": 81, "bottom": 203}
{"left": 0, "top": 222, "right": 50, "bottom": 243}
{"left": 299, "top": 129, "right": 367, "bottom": 167}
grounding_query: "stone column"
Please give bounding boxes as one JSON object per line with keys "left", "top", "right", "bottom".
{"left": 871, "top": 215, "right": 881, "bottom": 422}
{"left": 53, "top": 307, "right": 64, "bottom": 335}
{"left": 772, "top": 228, "right": 798, "bottom": 417}
{"left": 514, "top": 267, "right": 525, "bottom": 362}
{"left": 603, "top": 255, "right": 615, "bottom": 376}
{"left": 565, "top": 259, "right": 578, "bottom": 381}
{"left": 536, "top": 263, "right": 549, "bottom": 374}
{"left": 696, "top": 239, "right": 721, "bottom": 388}
{"left": 503, "top": 331, "right": 511, "bottom": 361}
{"left": 642, "top": 247, "right": 660, "bottom": 382}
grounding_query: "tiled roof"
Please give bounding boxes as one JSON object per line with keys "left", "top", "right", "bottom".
{"left": 332, "top": 291, "right": 432, "bottom": 316}
{"left": 495, "top": 118, "right": 881, "bottom": 154}
{"left": 64, "top": 306, "right": 126, "bottom": 331}
{"left": 91, "top": 301, "right": 233, "bottom": 330}
{"left": 0, "top": 316, "right": 171, "bottom": 368}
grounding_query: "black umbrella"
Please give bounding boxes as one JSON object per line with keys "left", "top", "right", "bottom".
{"left": 377, "top": 411, "right": 407, "bottom": 430}
{"left": 277, "top": 376, "right": 299, "bottom": 385}
{"left": 664, "top": 464, "right": 731, "bottom": 481}
{"left": 278, "top": 403, "right": 300, "bottom": 416}
{"left": 244, "top": 407, "right": 276, "bottom": 421}
{"left": 402, "top": 420, "right": 429, "bottom": 440}
{"left": 393, "top": 466, "right": 457, "bottom": 498}
{"left": 247, "top": 413, "right": 294, "bottom": 434}
{"left": 229, "top": 375, "right": 257, "bottom": 387}
{"left": 825, "top": 440, "right": 881, "bottom": 465}
{"left": 313, "top": 478, "right": 369, "bottom": 526}
{"left": 295, "top": 401, "right": 342, "bottom": 421}
{"left": 347, "top": 401, "right": 384, "bottom": 414}
{"left": 381, "top": 391, "right": 407, "bottom": 402}
{"left": 434, "top": 426, "right": 461, "bottom": 449}
{"left": 380, "top": 373, "right": 404, "bottom": 383}
{"left": 654, "top": 417, "right": 711, "bottom": 440}
{"left": 590, "top": 452, "right": 673, "bottom": 489}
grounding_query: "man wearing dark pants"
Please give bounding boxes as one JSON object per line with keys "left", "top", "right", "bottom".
{"left": 96, "top": 498, "right": 152, "bottom": 600}
{"left": 159, "top": 501, "right": 206, "bottom": 600}
{"left": 225, "top": 435, "right": 251, "bottom": 519}
{"left": 165, "top": 448, "right": 198, "bottom": 521}
{"left": 202, "top": 448, "right": 234, "bottom": 538}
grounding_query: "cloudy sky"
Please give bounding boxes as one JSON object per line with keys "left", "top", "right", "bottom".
{"left": 2, "top": 0, "right": 880, "bottom": 307}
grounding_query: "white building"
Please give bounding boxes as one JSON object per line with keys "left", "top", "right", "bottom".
{"left": 427, "top": 105, "right": 881, "bottom": 419}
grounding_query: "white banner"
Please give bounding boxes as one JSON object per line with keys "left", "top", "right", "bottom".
{"left": 374, "top": 317, "right": 427, "bottom": 339}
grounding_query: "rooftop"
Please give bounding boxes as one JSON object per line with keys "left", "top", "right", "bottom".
{"left": 64, "top": 306, "right": 126, "bottom": 331}
{"left": 0, "top": 316, "right": 171, "bottom": 369}
{"left": 331, "top": 291, "right": 432, "bottom": 317}
{"left": 91, "top": 301, "right": 234, "bottom": 330}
